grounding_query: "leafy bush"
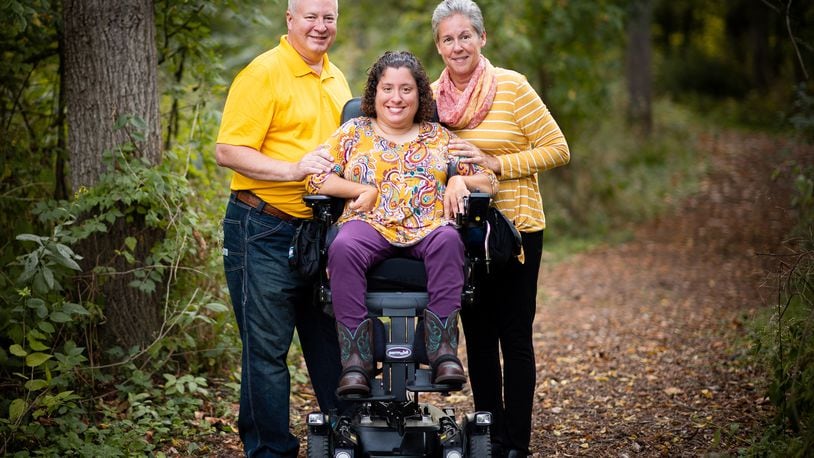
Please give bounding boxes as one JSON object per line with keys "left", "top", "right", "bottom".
{"left": 747, "top": 163, "right": 814, "bottom": 456}
{"left": 657, "top": 48, "right": 751, "bottom": 100}
{"left": 789, "top": 84, "right": 814, "bottom": 143}
{"left": 0, "top": 136, "right": 240, "bottom": 456}
{"left": 542, "top": 97, "right": 707, "bottom": 251}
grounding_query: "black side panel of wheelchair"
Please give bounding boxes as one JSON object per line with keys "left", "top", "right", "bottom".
{"left": 372, "top": 318, "right": 386, "bottom": 361}
{"left": 412, "top": 319, "right": 429, "bottom": 364}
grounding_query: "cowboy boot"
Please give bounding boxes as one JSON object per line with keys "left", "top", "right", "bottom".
{"left": 336, "top": 319, "right": 374, "bottom": 396}
{"left": 424, "top": 309, "right": 466, "bottom": 385}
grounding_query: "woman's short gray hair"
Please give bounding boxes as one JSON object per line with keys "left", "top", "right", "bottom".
{"left": 431, "top": 0, "right": 485, "bottom": 43}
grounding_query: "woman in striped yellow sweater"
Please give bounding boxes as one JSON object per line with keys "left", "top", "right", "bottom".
{"left": 430, "top": 1, "right": 570, "bottom": 456}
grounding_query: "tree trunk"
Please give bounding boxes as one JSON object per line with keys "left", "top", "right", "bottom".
{"left": 63, "top": 0, "right": 164, "bottom": 351}
{"left": 63, "top": 0, "right": 161, "bottom": 189}
{"left": 55, "top": 26, "right": 68, "bottom": 202}
{"left": 625, "top": 0, "right": 653, "bottom": 137}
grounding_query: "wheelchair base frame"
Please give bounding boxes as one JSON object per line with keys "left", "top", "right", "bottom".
{"left": 307, "top": 399, "right": 492, "bottom": 458}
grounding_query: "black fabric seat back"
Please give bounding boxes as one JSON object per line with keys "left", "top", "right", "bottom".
{"left": 341, "top": 97, "right": 363, "bottom": 123}
{"left": 341, "top": 96, "right": 439, "bottom": 124}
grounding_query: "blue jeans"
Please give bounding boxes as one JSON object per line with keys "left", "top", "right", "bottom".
{"left": 222, "top": 194, "right": 345, "bottom": 457}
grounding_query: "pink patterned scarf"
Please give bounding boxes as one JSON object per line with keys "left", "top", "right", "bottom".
{"left": 434, "top": 55, "right": 497, "bottom": 129}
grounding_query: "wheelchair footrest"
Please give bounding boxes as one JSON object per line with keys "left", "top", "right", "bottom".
{"left": 338, "top": 378, "right": 398, "bottom": 402}
{"left": 406, "top": 368, "right": 464, "bottom": 393}
{"left": 340, "top": 393, "right": 397, "bottom": 402}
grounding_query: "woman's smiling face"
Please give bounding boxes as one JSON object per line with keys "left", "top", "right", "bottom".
{"left": 375, "top": 66, "right": 419, "bottom": 131}
{"left": 435, "top": 13, "right": 486, "bottom": 87}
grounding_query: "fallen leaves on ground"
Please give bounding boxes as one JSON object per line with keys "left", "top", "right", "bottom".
{"left": 190, "top": 130, "right": 811, "bottom": 457}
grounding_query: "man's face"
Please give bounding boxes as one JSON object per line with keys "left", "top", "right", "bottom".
{"left": 286, "top": 0, "right": 338, "bottom": 66}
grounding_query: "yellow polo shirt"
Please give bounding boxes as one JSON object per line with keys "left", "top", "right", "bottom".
{"left": 217, "top": 35, "right": 352, "bottom": 218}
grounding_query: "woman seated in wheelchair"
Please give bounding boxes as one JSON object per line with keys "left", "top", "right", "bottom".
{"left": 306, "top": 50, "right": 497, "bottom": 397}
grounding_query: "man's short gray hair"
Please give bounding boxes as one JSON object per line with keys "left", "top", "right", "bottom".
{"left": 431, "top": 0, "right": 485, "bottom": 43}
{"left": 288, "top": 0, "right": 339, "bottom": 14}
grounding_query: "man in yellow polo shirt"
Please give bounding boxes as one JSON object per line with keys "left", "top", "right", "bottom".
{"left": 215, "top": 0, "right": 351, "bottom": 456}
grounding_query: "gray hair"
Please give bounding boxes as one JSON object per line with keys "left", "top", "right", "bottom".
{"left": 431, "top": 0, "right": 485, "bottom": 43}
{"left": 288, "top": 0, "right": 339, "bottom": 14}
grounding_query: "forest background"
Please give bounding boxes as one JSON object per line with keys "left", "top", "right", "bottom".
{"left": 1, "top": 0, "right": 812, "bottom": 455}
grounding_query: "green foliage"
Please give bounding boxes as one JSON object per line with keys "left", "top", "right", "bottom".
{"left": 657, "top": 48, "right": 750, "bottom": 99}
{"left": 155, "top": 0, "right": 271, "bottom": 153}
{"left": 789, "top": 84, "right": 814, "bottom": 142}
{"left": 484, "top": 0, "right": 626, "bottom": 127}
{"left": 746, "top": 164, "right": 814, "bottom": 456}
{"left": 1, "top": 0, "right": 809, "bottom": 454}
{"left": 0, "top": 124, "right": 239, "bottom": 455}
{"left": 542, "top": 95, "right": 707, "bottom": 250}
{"left": 652, "top": 0, "right": 814, "bottom": 131}
{"left": 0, "top": 0, "right": 62, "bottom": 264}
{"left": 330, "top": 0, "right": 626, "bottom": 132}
{"left": 0, "top": 2, "right": 255, "bottom": 454}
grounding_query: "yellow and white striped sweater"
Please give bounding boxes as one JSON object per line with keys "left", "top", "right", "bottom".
{"left": 433, "top": 67, "right": 570, "bottom": 232}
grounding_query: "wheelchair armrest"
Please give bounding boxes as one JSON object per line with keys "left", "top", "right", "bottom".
{"left": 304, "top": 194, "right": 332, "bottom": 206}
{"left": 457, "top": 193, "right": 491, "bottom": 288}
{"left": 304, "top": 194, "right": 344, "bottom": 225}
{"left": 456, "top": 192, "right": 491, "bottom": 228}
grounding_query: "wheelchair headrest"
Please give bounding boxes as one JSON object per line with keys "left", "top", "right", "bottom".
{"left": 341, "top": 98, "right": 363, "bottom": 124}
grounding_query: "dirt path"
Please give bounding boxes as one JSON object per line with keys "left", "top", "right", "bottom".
{"left": 199, "top": 130, "right": 810, "bottom": 456}
{"left": 420, "top": 130, "right": 804, "bottom": 456}
{"left": 528, "top": 130, "right": 806, "bottom": 456}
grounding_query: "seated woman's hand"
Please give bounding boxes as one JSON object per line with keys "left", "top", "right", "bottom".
{"left": 348, "top": 185, "right": 379, "bottom": 213}
{"left": 443, "top": 175, "right": 470, "bottom": 220}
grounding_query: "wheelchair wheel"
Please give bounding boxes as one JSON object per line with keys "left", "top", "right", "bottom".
{"left": 466, "top": 432, "right": 491, "bottom": 457}
{"left": 307, "top": 431, "right": 330, "bottom": 458}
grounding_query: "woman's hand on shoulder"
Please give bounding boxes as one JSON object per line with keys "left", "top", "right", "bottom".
{"left": 449, "top": 138, "right": 500, "bottom": 174}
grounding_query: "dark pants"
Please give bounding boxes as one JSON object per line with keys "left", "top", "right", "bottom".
{"left": 222, "top": 195, "right": 345, "bottom": 457}
{"left": 461, "top": 230, "right": 543, "bottom": 456}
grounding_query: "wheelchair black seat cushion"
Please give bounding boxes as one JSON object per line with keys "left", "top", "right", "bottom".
{"left": 326, "top": 227, "right": 428, "bottom": 292}
{"left": 367, "top": 258, "right": 428, "bottom": 292}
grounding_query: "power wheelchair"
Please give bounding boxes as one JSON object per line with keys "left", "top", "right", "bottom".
{"left": 302, "top": 98, "right": 494, "bottom": 458}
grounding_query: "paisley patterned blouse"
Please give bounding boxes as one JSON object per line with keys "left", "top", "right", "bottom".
{"left": 307, "top": 117, "right": 497, "bottom": 247}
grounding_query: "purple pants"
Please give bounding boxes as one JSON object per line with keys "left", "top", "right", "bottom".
{"left": 328, "top": 220, "right": 465, "bottom": 331}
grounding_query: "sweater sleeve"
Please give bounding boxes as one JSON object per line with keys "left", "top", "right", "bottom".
{"left": 496, "top": 76, "right": 570, "bottom": 180}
